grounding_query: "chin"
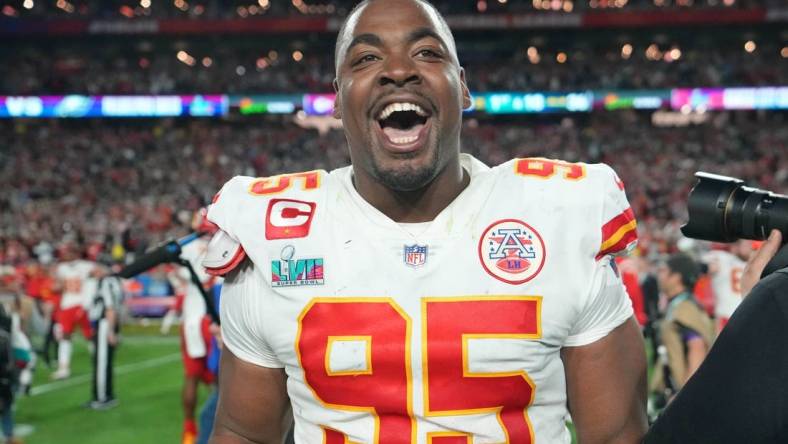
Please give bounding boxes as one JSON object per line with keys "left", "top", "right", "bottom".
{"left": 370, "top": 141, "right": 443, "bottom": 192}
{"left": 375, "top": 163, "right": 439, "bottom": 192}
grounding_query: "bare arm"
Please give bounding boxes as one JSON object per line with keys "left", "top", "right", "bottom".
{"left": 561, "top": 317, "right": 647, "bottom": 444}
{"left": 684, "top": 336, "right": 707, "bottom": 385}
{"left": 105, "top": 307, "right": 118, "bottom": 345}
{"left": 210, "top": 349, "right": 292, "bottom": 444}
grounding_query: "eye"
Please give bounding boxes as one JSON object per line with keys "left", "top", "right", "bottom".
{"left": 416, "top": 48, "right": 443, "bottom": 59}
{"left": 352, "top": 54, "right": 379, "bottom": 66}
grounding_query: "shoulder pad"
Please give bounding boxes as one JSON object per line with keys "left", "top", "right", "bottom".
{"left": 202, "top": 230, "right": 246, "bottom": 277}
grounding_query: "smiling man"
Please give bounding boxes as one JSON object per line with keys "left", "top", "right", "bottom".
{"left": 207, "top": 1, "right": 647, "bottom": 443}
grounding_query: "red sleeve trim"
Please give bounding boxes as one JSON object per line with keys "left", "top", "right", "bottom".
{"left": 597, "top": 207, "right": 638, "bottom": 260}
{"left": 205, "top": 246, "right": 246, "bottom": 277}
{"left": 601, "top": 207, "right": 636, "bottom": 241}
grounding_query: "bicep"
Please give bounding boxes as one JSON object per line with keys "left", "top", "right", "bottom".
{"left": 211, "top": 349, "right": 292, "bottom": 444}
{"left": 685, "top": 336, "right": 707, "bottom": 378}
{"left": 561, "top": 317, "right": 647, "bottom": 444}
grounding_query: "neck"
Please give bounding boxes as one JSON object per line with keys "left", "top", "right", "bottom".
{"left": 353, "top": 158, "right": 469, "bottom": 223}
{"left": 666, "top": 287, "right": 687, "bottom": 300}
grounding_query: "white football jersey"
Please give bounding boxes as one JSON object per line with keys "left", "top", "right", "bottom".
{"left": 56, "top": 260, "right": 98, "bottom": 309}
{"left": 207, "top": 154, "right": 637, "bottom": 444}
{"left": 702, "top": 250, "right": 745, "bottom": 320}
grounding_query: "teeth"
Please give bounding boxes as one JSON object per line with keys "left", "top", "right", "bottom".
{"left": 377, "top": 102, "right": 428, "bottom": 120}
{"left": 390, "top": 135, "right": 419, "bottom": 145}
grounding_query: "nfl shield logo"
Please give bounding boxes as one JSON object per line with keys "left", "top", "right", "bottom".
{"left": 403, "top": 244, "right": 428, "bottom": 267}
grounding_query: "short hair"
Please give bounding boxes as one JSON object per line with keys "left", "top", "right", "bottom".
{"left": 333, "top": 0, "right": 458, "bottom": 75}
{"left": 665, "top": 253, "right": 701, "bottom": 290}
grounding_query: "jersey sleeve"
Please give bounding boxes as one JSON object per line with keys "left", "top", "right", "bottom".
{"left": 594, "top": 164, "right": 638, "bottom": 261}
{"left": 203, "top": 177, "right": 248, "bottom": 276}
{"left": 564, "top": 257, "right": 634, "bottom": 347}
{"left": 220, "top": 259, "right": 283, "bottom": 369}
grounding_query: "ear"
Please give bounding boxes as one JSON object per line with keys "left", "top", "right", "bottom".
{"left": 332, "top": 78, "right": 342, "bottom": 120}
{"left": 459, "top": 67, "right": 471, "bottom": 110}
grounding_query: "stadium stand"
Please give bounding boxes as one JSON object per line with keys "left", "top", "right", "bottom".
{"left": 0, "top": 0, "right": 785, "bottom": 441}
{"left": 0, "top": 110, "right": 785, "bottom": 267}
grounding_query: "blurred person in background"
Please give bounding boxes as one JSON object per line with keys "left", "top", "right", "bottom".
{"left": 0, "top": 291, "right": 32, "bottom": 444}
{"left": 168, "top": 210, "right": 219, "bottom": 444}
{"left": 645, "top": 230, "right": 787, "bottom": 443}
{"left": 51, "top": 242, "right": 104, "bottom": 380}
{"left": 701, "top": 240, "right": 754, "bottom": 332}
{"left": 86, "top": 271, "right": 124, "bottom": 410}
{"left": 650, "top": 253, "right": 714, "bottom": 403}
{"left": 20, "top": 261, "right": 59, "bottom": 371}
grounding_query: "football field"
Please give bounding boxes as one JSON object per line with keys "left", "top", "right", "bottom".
{"left": 13, "top": 326, "right": 647, "bottom": 443}
{"left": 16, "top": 327, "right": 209, "bottom": 444}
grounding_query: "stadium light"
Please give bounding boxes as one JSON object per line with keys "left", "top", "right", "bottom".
{"left": 23, "top": 0, "right": 33, "bottom": 10}
{"left": 177, "top": 51, "right": 196, "bottom": 66}
{"left": 622, "top": 44, "right": 633, "bottom": 59}
{"left": 744, "top": 41, "right": 756, "bottom": 53}
{"left": 140, "top": 0, "right": 151, "bottom": 8}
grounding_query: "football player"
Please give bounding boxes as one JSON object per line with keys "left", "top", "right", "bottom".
{"left": 702, "top": 240, "right": 753, "bottom": 331}
{"left": 207, "top": 1, "right": 647, "bottom": 442}
{"left": 51, "top": 242, "right": 103, "bottom": 380}
{"left": 168, "top": 210, "right": 221, "bottom": 444}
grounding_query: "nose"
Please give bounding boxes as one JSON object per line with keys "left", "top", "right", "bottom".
{"left": 378, "top": 52, "right": 421, "bottom": 87}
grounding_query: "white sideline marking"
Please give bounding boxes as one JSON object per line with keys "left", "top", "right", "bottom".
{"left": 30, "top": 353, "right": 180, "bottom": 396}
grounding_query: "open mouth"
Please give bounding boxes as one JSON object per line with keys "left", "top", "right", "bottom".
{"left": 375, "top": 102, "right": 432, "bottom": 152}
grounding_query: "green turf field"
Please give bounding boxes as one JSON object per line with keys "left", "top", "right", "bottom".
{"left": 11, "top": 327, "right": 650, "bottom": 443}
{"left": 15, "top": 327, "right": 211, "bottom": 444}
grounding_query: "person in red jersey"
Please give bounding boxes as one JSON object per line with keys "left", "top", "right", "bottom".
{"left": 51, "top": 243, "right": 105, "bottom": 380}
{"left": 168, "top": 210, "right": 221, "bottom": 444}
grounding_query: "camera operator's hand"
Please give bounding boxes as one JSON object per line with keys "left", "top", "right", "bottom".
{"left": 741, "top": 229, "right": 783, "bottom": 296}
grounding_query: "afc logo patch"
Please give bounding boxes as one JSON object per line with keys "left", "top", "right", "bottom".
{"left": 478, "top": 219, "right": 546, "bottom": 285}
{"left": 265, "top": 199, "right": 316, "bottom": 240}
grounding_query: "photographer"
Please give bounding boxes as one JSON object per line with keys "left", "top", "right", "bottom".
{"left": 644, "top": 229, "right": 787, "bottom": 443}
{"left": 650, "top": 253, "right": 715, "bottom": 398}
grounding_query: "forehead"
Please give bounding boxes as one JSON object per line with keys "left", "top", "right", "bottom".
{"left": 341, "top": 0, "right": 449, "bottom": 50}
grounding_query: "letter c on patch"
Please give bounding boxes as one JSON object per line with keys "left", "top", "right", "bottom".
{"left": 265, "top": 199, "right": 316, "bottom": 240}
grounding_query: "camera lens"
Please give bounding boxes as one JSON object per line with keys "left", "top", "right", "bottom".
{"left": 681, "top": 172, "right": 788, "bottom": 242}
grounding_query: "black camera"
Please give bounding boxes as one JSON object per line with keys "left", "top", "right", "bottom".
{"left": 681, "top": 172, "right": 788, "bottom": 277}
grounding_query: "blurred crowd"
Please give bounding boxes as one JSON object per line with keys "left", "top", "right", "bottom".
{"left": 2, "top": 33, "right": 784, "bottom": 95}
{"left": 1, "top": 0, "right": 780, "bottom": 21}
{"left": 0, "top": 110, "right": 785, "bottom": 269}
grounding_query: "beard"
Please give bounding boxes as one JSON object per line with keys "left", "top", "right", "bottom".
{"left": 371, "top": 150, "right": 440, "bottom": 191}
{"left": 367, "top": 123, "right": 444, "bottom": 192}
